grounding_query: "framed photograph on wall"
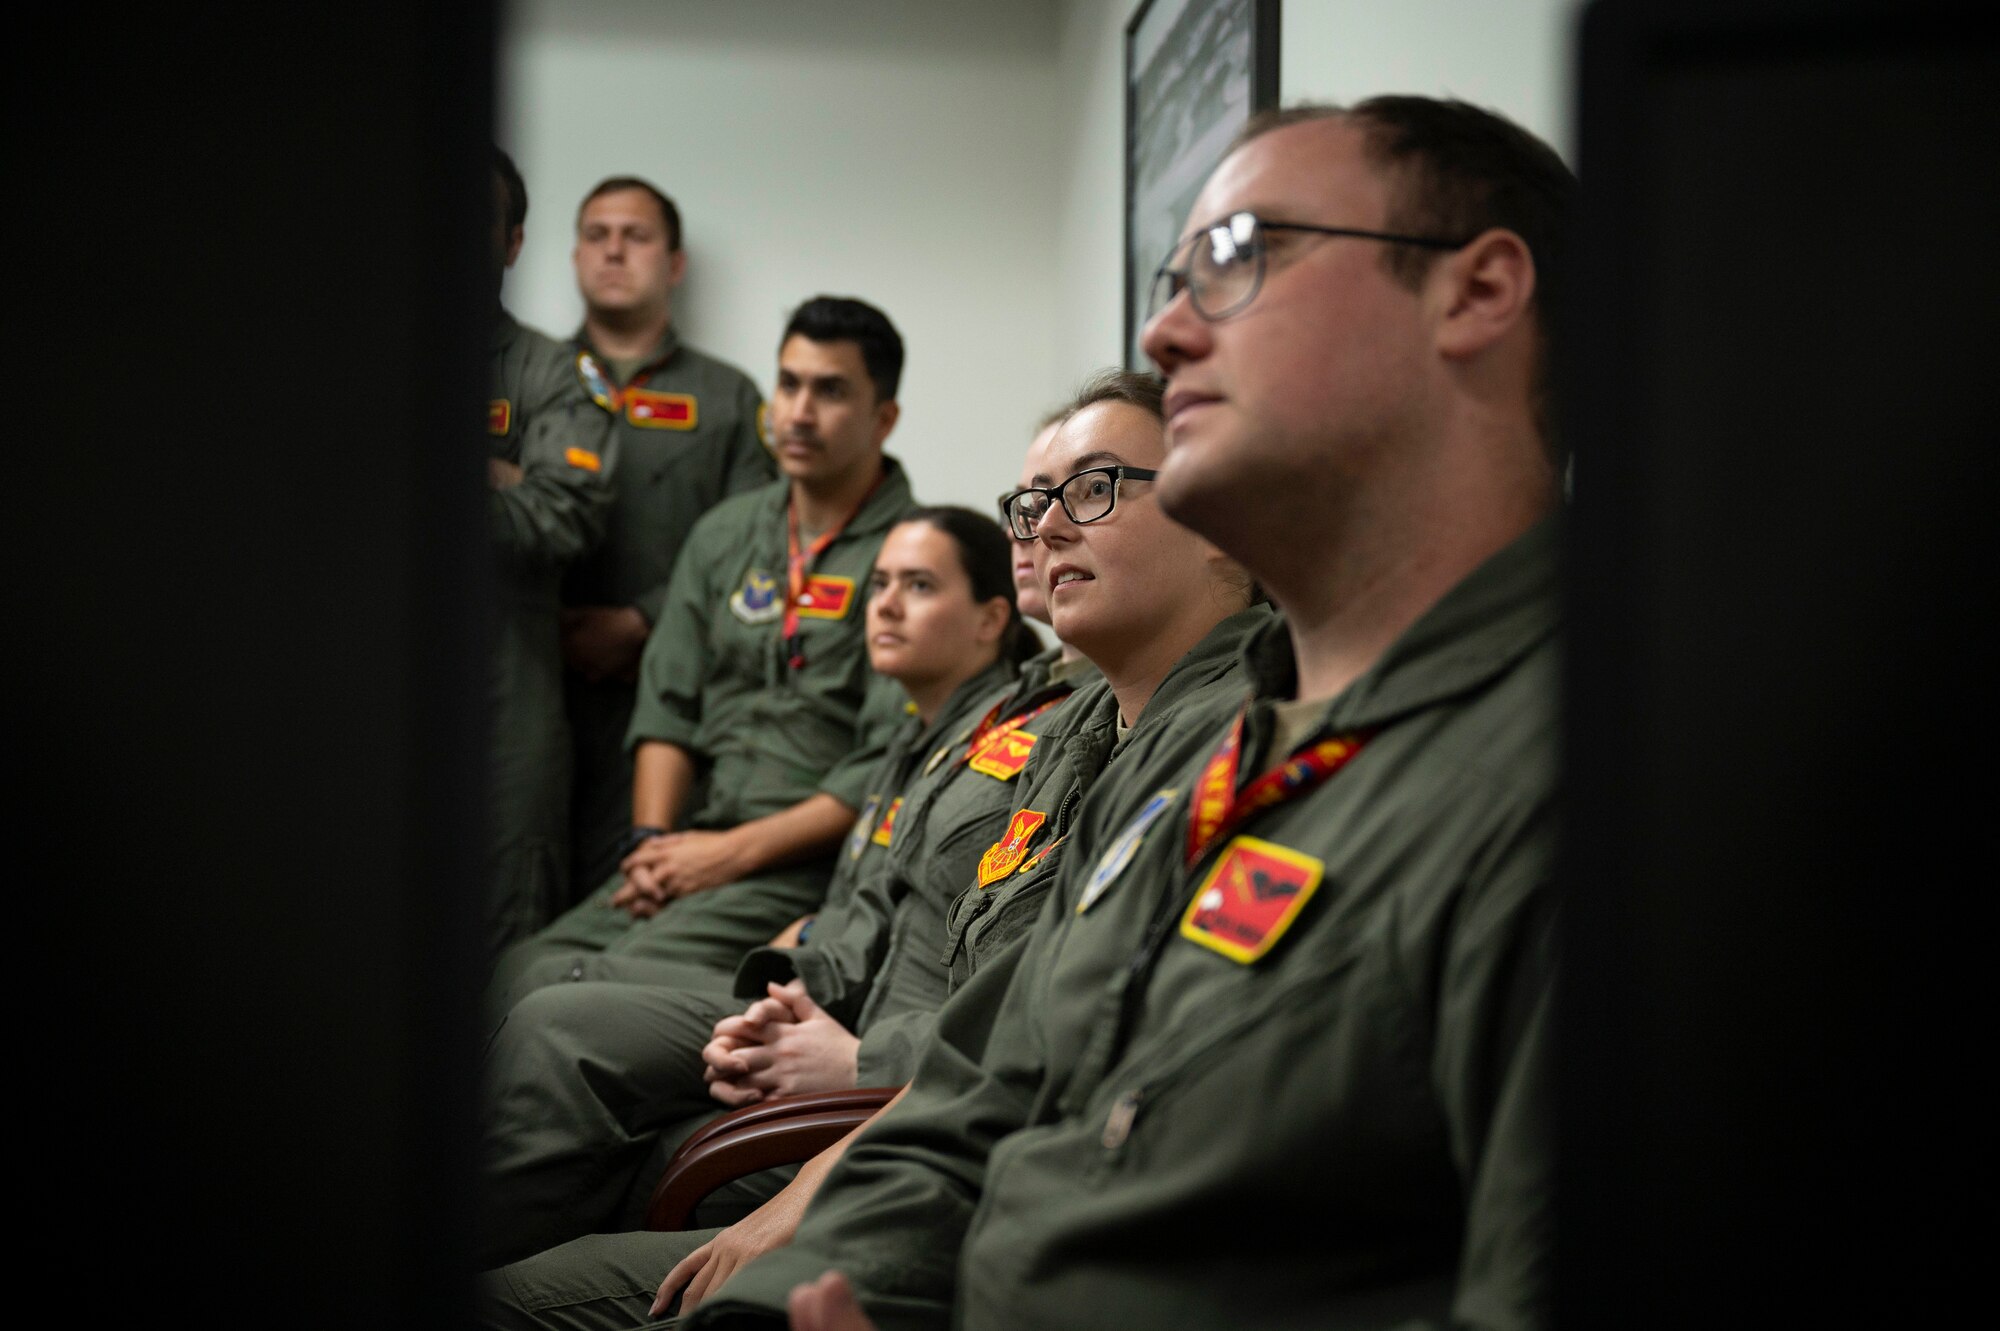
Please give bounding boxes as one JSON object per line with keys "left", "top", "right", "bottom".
{"left": 1124, "top": 0, "right": 1280, "bottom": 370}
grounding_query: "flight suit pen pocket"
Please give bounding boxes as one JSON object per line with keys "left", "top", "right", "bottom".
{"left": 1085, "top": 964, "right": 1345, "bottom": 1171}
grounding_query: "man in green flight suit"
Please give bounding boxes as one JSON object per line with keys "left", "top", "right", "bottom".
{"left": 560, "top": 176, "right": 779, "bottom": 899}
{"left": 485, "top": 148, "right": 618, "bottom": 954}
{"left": 491, "top": 296, "right": 917, "bottom": 1004}
{"left": 684, "top": 94, "right": 1574, "bottom": 1331}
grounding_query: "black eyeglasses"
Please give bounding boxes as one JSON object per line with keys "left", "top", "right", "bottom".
{"left": 1147, "top": 210, "right": 1473, "bottom": 323}
{"left": 997, "top": 464, "right": 1159, "bottom": 541}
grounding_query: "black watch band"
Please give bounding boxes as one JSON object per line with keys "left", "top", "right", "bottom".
{"left": 620, "top": 825, "right": 666, "bottom": 858}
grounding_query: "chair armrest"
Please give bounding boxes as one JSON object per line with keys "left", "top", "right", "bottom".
{"left": 645, "top": 1086, "right": 902, "bottom": 1231}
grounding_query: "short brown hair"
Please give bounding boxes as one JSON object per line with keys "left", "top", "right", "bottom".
{"left": 1059, "top": 367, "right": 1165, "bottom": 423}
{"left": 575, "top": 176, "right": 681, "bottom": 251}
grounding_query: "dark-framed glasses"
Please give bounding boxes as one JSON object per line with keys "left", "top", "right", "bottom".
{"left": 1147, "top": 210, "right": 1474, "bottom": 323}
{"left": 997, "top": 464, "right": 1159, "bottom": 541}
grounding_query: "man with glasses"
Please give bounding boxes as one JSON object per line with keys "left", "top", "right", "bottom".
{"left": 682, "top": 94, "right": 1572, "bottom": 1331}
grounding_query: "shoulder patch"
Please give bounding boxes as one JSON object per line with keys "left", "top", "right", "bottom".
{"left": 625, "top": 387, "right": 697, "bottom": 430}
{"left": 729, "top": 568, "right": 783, "bottom": 624}
{"left": 757, "top": 401, "right": 772, "bottom": 447}
{"left": 871, "top": 797, "right": 904, "bottom": 847}
{"left": 1078, "top": 788, "right": 1176, "bottom": 914}
{"left": 1179, "top": 835, "right": 1325, "bottom": 963}
{"left": 967, "top": 728, "right": 1036, "bottom": 781}
{"left": 977, "top": 809, "right": 1047, "bottom": 887}
{"left": 564, "top": 446, "right": 602, "bottom": 472}
{"left": 575, "top": 352, "right": 618, "bottom": 413}
{"left": 487, "top": 399, "right": 511, "bottom": 436}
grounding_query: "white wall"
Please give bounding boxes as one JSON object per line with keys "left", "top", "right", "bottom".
{"left": 500, "top": 0, "right": 1066, "bottom": 512}
{"left": 501, "top": 0, "right": 1586, "bottom": 508}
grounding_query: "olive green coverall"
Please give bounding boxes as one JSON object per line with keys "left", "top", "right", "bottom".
{"left": 683, "top": 522, "right": 1560, "bottom": 1331}
{"left": 562, "top": 327, "right": 777, "bottom": 895}
{"left": 486, "top": 310, "right": 617, "bottom": 952}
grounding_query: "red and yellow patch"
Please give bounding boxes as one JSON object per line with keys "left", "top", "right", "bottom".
{"left": 624, "top": 388, "right": 697, "bottom": 429}
{"left": 795, "top": 574, "right": 855, "bottom": 620}
{"left": 564, "top": 446, "right": 603, "bottom": 473}
{"left": 967, "top": 727, "right": 1037, "bottom": 781}
{"left": 487, "top": 399, "right": 512, "bottom": 436}
{"left": 977, "top": 809, "right": 1047, "bottom": 887}
{"left": 870, "top": 797, "right": 904, "bottom": 847}
{"left": 757, "top": 401, "right": 772, "bottom": 446}
{"left": 1179, "top": 836, "right": 1325, "bottom": 964}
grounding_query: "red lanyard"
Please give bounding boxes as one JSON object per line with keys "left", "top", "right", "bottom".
{"left": 782, "top": 473, "right": 883, "bottom": 667}
{"left": 1184, "top": 708, "right": 1372, "bottom": 866}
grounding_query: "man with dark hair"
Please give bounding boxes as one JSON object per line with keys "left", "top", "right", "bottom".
{"left": 490, "top": 295, "right": 916, "bottom": 1005}
{"left": 560, "top": 175, "right": 778, "bottom": 901}
{"left": 484, "top": 147, "right": 617, "bottom": 952}
{"left": 685, "top": 94, "right": 1570, "bottom": 1331}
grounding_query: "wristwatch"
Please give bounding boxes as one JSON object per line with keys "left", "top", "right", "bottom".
{"left": 619, "top": 825, "right": 667, "bottom": 858}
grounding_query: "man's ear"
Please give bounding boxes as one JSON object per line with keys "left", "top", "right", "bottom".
{"left": 668, "top": 248, "right": 689, "bottom": 288}
{"left": 1432, "top": 228, "right": 1536, "bottom": 361}
{"left": 504, "top": 224, "right": 524, "bottom": 270}
{"left": 871, "top": 398, "right": 901, "bottom": 445}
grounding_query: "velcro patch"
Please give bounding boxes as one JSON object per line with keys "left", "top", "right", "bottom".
{"left": 871, "top": 797, "right": 904, "bottom": 847}
{"left": 1078, "top": 789, "right": 1176, "bottom": 915}
{"left": 1179, "top": 836, "right": 1324, "bottom": 963}
{"left": 729, "top": 569, "right": 782, "bottom": 624}
{"left": 846, "top": 795, "right": 882, "bottom": 862}
{"left": 565, "top": 446, "right": 603, "bottom": 472}
{"left": 625, "top": 388, "right": 697, "bottom": 429}
{"left": 967, "top": 728, "right": 1036, "bottom": 781}
{"left": 487, "top": 399, "right": 511, "bottom": 435}
{"left": 795, "top": 574, "right": 854, "bottom": 620}
{"left": 978, "top": 809, "right": 1047, "bottom": 886}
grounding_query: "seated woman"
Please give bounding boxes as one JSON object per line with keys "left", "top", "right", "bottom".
{"left": 479, "top": 506, "right": 1044, "bottom": 1268}
{"left": 477, "top": 370, "right": 1273, "bottom": 1329}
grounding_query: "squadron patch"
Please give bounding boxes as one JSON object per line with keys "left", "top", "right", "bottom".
{"left": 845, "top": 795, "right": 883, "bottom": 862}
{"left": 625, "top": 388, "right": 697, "bottom": 430}
{"left": 565, "top": 446, "right": 603, "bottom": 472}
{"left": 1179, "top": 835, "right": 1325, "bottom": 964}
{"left": 487, "top": 399, "right": 511, "bottom": 436}
{"left": 575, "top": 352, "right": 618, "bottom": 413}
{"left": 794, "top": 574, "right": 855, "bottom": 620}
{"left": 729, "top": 569, "right": 783, "bottom": 624}
{"left": 871, "top": 797, "right": 904, "bottom": 847}
{"left": 1078, "top": 789, "right": 1176, "bottom": 915}
{"left": 977, "top": 809, "right": 1047, "bottom": 887}
{"left": 966, "top": 727, "right": 1036, "bottom": 781}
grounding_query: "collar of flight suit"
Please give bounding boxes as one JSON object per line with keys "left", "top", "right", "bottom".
{"left": 569, "top": 320, "right": 681, "bottom": 377}
{"left": 1244, "top": 514, "right": 1562, "bottom": 734}
{"left": 748, "top": 452, "right": 916, "bottom": 545}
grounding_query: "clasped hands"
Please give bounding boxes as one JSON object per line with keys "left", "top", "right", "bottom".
{"left": 609, "top": 829, "right": 752, "bottom": 918}
{"left": 701, "top": 978, "right": 860, "bottom": 1108}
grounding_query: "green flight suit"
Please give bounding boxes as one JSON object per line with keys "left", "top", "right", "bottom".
{"left": 473, "top": 610, "right": 1273, "bottom": 1330}
{"left": 563, "top": 326, "right": 777, "bottom": 896}
{"left": 476, "top": 656, "right": 1017, "bottom": 1273}
{"left": 486, "top": 310, "right": 617, "bottom": 954}
{"left": 689, "top": 521, "right": 1561, "bottom": 1331}
{"left": 492, "top": 460, "right": 917, "bottom": 999}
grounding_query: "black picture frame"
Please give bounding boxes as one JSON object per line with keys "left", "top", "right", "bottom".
{"left": 1123, "top": 0, "right": 1280, "bottom": 370}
